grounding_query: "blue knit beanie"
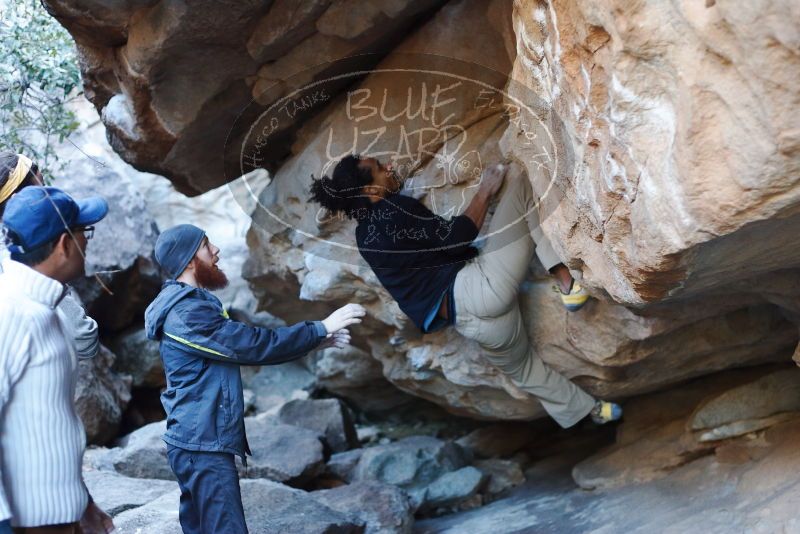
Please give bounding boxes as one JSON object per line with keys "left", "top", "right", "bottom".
{"left": 154, "top": 224, "right": 206, "bottom": 279}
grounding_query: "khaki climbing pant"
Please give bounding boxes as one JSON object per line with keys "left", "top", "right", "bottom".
{"left": 453, "top": 173, "right": 596, "bottom": 428}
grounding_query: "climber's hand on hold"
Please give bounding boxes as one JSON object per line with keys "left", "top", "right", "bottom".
{"left": 479, "top": 162, "right": 507, "bottom": 198}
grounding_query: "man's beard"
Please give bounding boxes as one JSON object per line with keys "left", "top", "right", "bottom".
{"left": 194, "top": 258, "right": 229, "bottom": 290}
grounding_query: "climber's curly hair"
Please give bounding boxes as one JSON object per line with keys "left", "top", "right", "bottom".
{"left": 309, "top": 154, "right": 373, "bottom": 219}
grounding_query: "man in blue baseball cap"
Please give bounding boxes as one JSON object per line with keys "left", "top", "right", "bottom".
{"left": 0, "top": 186, "right": 114, "bottom": 534}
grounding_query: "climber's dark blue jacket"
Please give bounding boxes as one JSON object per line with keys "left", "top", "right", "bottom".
{"left": 144, "top": 280, "right": 326, "bottom": 459}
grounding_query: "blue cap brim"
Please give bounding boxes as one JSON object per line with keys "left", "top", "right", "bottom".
{"left": 74, "top": 197, "right": 109, "bottom": 226}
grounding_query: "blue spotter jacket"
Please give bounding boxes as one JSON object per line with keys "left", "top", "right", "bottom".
{"left": 144, "top": 280, "right": 327, "bottom": 459}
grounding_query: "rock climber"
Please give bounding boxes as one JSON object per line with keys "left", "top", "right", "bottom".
{"left": 144, "top": 224, "right": 365, "bottom": 534}
{"left": 310, "top": 154, "right": 622, "bottom": 429}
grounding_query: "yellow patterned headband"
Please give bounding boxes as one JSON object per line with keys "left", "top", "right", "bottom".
{"left": 0, "top": 154, "right": 33, "bottom": 204}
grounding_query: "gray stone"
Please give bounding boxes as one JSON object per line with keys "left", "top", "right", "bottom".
{"left": 105, "top": 420, "right": 174, "bottom": 480}
{"left": 242, "top": 416, "right": 325, "bottom": 485}
{"left": 82, "top": 470, "right": 177, "bottom": 517}
{"left": 326, "top": 449, "right": 365, "bottom": 483}
{"left": 310, "top": 345, "right": 411, "bottom": 412}
{"left": 353, "top": 436, "right": 469, "bottom": 509}
{"left": 691, "top": 368, "right": 800, "bottom": 439}
{"left": 111, "top": 479, "right": 366, "bottom": 534}
{"left": 473, "top": 459, "right": 526, "bottom": 497}
{"left": 75, "top": 345, "right": 132, "bottom": 445}
{"left": 107, "top": 326, "right": 165, "bottom": 388}
{"left": 420, "top": 466, "right": 487, "bottom": 511}
{"left": 277, "top": 398, "right": 359, "bottom": 453}
{"left": 313, "top": 481, "right": 413, "bottom": 534}
{"left": 243, "top": 480, "right": 365, "bottom": 534}
{"left": 112, "top": 489, "right": 182, "bottom": 534}
{"left": 241, "top": 361, "right": 318, "bottom": 413}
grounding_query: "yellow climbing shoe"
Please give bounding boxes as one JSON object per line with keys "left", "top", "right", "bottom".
{"left": 590, "top": 400, "right": 623, "bottom": 425}
{"left": 558, "top": 281, "right": 590, "bottom": 312}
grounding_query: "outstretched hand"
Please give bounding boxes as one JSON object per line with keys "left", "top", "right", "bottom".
{"left": 319, "top": 328, "right": 351, "bottom": 350}
{"left": 321, "top": 303, "right": 366, "bottom": 334}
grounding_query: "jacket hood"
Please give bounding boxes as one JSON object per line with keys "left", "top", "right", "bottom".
{"left": 145, "top": 280, "right": 196, "bottom": 340}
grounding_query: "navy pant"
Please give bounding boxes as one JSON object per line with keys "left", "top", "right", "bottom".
{"left": 166, "top": 445, "right": 247, "bottom": 534}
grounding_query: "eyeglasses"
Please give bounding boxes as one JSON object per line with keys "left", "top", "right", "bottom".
{"left": 76, "top": 226, "right": 95, "bottom": 239}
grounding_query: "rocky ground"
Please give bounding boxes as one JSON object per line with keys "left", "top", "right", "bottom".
{"left": 79, "top": 364, "right": 800, "bottom": 533}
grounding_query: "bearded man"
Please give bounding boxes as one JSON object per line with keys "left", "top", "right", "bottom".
{"left": 145, "top": 224, "right": 364, "bottom": 534}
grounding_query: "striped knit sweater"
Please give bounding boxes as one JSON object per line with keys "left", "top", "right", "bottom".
{"left": 0, "top": 259, "right": 88, "bottom": 527}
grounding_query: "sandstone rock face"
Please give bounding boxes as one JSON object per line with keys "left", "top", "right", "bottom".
{"left": 49, "top": 0, "right": 800, "bottom": 422}
{"left": 43, "top": 0, "right": 448, "bottom": 194}
{"left": 241, "top": 0, "right": 798, "bottom": 419}
{"left": 506, "top": 0, "right": 800, "bottom": 306}
{"left": 572, "top": 366, "right": 800, "bottom": 490}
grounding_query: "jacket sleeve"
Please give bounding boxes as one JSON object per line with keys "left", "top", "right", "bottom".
{"left": 58, "top": 289, "right": 100, "bottom": 359}
{"left": 165, "top": 299, "right": 327, "bottom": 365}
{"left": 0, "top": 318, "right": 31, "bottom": 522}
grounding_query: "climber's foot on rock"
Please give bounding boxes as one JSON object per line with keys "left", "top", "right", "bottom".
{"left": 590, "top": 400, "right": 623, "bottom": 425}
{"left": 550, "top": 264, "right": 589, "bottom": 312}
{"left": 556, "top": 280, "right": 590, "bottom": 312}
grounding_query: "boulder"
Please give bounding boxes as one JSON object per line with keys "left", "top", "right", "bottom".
{"left": 313, "top": 481, "right": 413, "bottom": 534}
{"left": 113, "top": 479, "right": 368, "bottom": 533}
{"left": 420, "top": 466, "right": 487, "bottom": 512}
{"left": 572, "top": 367, "right": 800, "bottom": 490}
{"left": 473, "top": 459, "right": 526, "bottom": 497}
{"left": 82, "top": 470, "right": 177, "bottom": 517}
{"left": 241, "top": 361, "right": 319, "bottom": 414}
{"left": 44, "top": 0, "right": 448, "bottom": 193}
{"left": 690, "top": 368, "right": 800, "bottom": 442}
{"left": 277, "top": 398, "right": 359, "bottom": 453}
{"left": 239, "top": 479, "right": 365, "bottom": 534}
{"left": 112, "top": 489, "right": 182, "bottom": 534}
{"left": 100, "top": 420, "right": 174, "bottom": 480}
{"left": 239, "top": 0, "right": 798, "bottom": 420}
{"left": 75, "top": 345, "right": 132, "bottom": 445}
{"left": 326, "top": 449, "right": 365, "bottom": 483}
{"left": 47, "top": 0, "right": 800, "bottom": 425}
{"left": 107, "top": 326, "right": 165, "bottom": 388}
{"left": 505, "top": 0, "right": 800, "bottom": 307}
{"left": 352, "top": 436, "right": 470, "bottom": 509}
{"left": 59, "top": 164, "right": 161, "bottom": 333}
{"left": 310, "top": 345, "right": 414, "bottom": 412}
{"left": 242, "top": 416, "right": 325, "bottom": 486}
